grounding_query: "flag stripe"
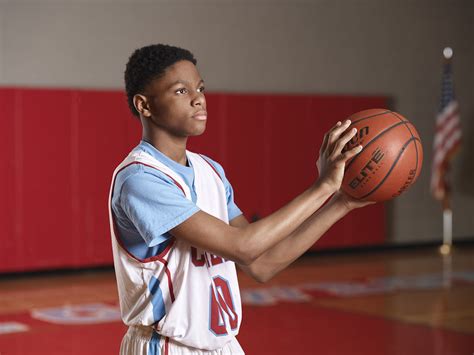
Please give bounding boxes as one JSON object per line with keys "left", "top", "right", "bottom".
{"left": 433, "top": 129, "right": 461, "bottom": 165}
{"left": 434, "top": 119, "right": 462, "bottom": 155}
{"left": 430, "top": 60, "right": 461, "bottom": 201}
{"left": 434, "top": 109, "right": 459, "bottom": 135}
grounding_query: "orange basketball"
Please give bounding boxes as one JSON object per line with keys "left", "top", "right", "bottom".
{"left": 341, "top": 108, "right": 423, "bottom": 202}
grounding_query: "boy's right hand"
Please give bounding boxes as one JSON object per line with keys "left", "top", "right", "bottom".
{"left": 316, "top": 120, "right": 363, "bottom": 193}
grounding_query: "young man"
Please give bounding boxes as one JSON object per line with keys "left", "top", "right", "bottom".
{"left": 109, "top": 44, "right": 371, "bottom": 354}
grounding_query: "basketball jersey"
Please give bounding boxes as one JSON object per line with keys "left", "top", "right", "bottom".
{"left": 108, "top": 149, "right": 242, "bottom": 351}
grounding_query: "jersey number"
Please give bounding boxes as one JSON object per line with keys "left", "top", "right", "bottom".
{"left": 209, "top": 276, "right": 238, "bottom": 336}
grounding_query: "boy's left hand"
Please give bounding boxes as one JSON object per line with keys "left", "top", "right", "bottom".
{"left": 329, "top": 190, "right": 376, "bottom": 212}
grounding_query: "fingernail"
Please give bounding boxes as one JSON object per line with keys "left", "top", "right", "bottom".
{"left": 337, "top": 121, "right": 341, "bottom": 126}
{"left": 346, "top": 120, "right": 351, "bottom": 124}
{"left": 358, "top": 145, "right": 363, "bottom": 150}
{"left": 352, "top": 128, "right": 357, "bottom": 133}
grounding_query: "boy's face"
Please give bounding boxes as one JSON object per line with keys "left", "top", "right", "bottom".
{"left": 140, "top": 60, "right": 207, "bottom": 137}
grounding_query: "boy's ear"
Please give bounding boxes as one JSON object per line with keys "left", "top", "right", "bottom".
{"left": 133, "top": 94, "right": 152, "bottom": 118}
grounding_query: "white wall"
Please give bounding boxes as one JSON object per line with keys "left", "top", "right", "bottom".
{"left": 1, "top": 0, "right": 473, "bottom": 243}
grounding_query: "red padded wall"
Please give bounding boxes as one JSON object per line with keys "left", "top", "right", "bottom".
{"left": 19, "top": 90, "right": 74, "bottom": 269}
{"left": 190, "top": 94, "right": 270, "bottom": 220}
{"left": 74, "top": 91, "right": 141, "bottom": 266}
{"left": 0, "top": 88, "right": 386, "bottom": 272}
{"left": 191, "top": 93, "right": 386, "bottom": 249}
{"left": 0, "top": 89, "right": 16, "bottom": 270}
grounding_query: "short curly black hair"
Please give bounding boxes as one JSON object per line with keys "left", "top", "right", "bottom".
{"left": 124, "top": 44, "right": 197, "bottom": 117}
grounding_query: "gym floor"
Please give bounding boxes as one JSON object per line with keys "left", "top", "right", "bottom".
{"left": 0, "top": 246, "right": 473, "bottom": 354}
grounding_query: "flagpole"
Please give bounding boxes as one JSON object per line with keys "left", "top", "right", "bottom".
{"left": 439, "top": 47, "right": 454, "bottom": 257}
{"left": 440, "top": 190, "right": 453, "bottom": 288}
{"left": 439, "top": 193, "right": 452, "bottom": 255}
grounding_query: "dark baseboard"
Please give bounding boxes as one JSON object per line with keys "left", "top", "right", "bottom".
{"left": 304, "top": 236, "right": 474, "bottom": 257}
{"left": 0, "top": 264, "right": 114, "bottom": 280}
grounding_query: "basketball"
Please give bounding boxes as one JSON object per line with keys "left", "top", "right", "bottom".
{"left": 341, "top": 108, "right": 423, "bottom": 202}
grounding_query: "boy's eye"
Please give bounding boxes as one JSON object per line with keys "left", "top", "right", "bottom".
{"left": 197, "top": 86, "right": 205, "bottom": 93}
{"left": 176, "top": 88, "right": 187, "bottom": 94}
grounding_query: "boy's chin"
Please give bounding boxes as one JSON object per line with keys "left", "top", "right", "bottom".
{"left": 189, "top": 126, "right": 207, "bottom": 137}
{"left": 189, "top": 131, "right": 206, "bottom": 137}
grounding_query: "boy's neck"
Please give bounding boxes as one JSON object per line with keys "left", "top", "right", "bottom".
{"left": 142, "top": 130, "right": 188, "bottom": 167}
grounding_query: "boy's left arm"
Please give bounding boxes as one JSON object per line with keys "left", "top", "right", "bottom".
{"left": 231, "top": 192, "right": 373, "bottom": 282}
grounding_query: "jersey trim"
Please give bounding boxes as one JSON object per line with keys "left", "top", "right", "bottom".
{"left": 111, "top": 161, "right": 183, "bottom": 303}
{"left": 199, "top": 155, "right": 223, "bottom": 182}
{"left": 164, "top": 336, "right": 169, "bottom": 355}
{"left": 112, "top": 215, "right": 175, "bottom": 263}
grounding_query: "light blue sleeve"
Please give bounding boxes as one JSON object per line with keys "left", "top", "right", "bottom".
{"left": 119, "top": 169, "right": 200, "bottom": 247}
{"left": 201, "top": 156, "right": 243, "bottom": 222}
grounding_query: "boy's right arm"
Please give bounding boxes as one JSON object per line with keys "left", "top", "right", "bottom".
{"left": 170, "top": 119, "right": 360, "bottom": 265}
{"left": 170, "top": 180, "right": 334, "bottom": 265}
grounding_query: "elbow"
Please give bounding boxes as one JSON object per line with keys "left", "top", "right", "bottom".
{"left": 247, "top": 266, "right": 274, "bottom": 283}
{"left": 240, "top": 260, "right": 275, "bottom": 283}
{"left": 234, "top": 240, "right": 262, "bottom": 266}
{"left": 253, "top": 272, "right": 273, "bottom": 284}
{"left": 234, "top": 248, "right": 259, "bottom": 266}
{"left": 232, "top": 232, "right": 262, "bottom": 266}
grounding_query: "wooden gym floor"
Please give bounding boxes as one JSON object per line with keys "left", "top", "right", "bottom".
{"left": 0, "top": 246, "right": 473, "bottom": 354}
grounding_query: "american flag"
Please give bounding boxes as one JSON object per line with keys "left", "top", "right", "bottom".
{"left": 430, "top": 58, "right": 462, "bottom": 202}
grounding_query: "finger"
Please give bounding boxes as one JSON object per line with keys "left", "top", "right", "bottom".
{"left": 326, "top": 119, "right": 351, "bottom": 152}
{"left": 331, "top": 126, "right": 358, "bottom": 157}
{"left": 321, "top": 121, "right": 341, "bottom": 153}
{"left": 339, "top": 144, "right": 363, "bottom": 163}
{"left": 359, "top": 200, "right": 376, "bottom": 207}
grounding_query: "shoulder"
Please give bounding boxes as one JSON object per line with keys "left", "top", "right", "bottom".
{"left": 115, "top": 161, "right": 183, "bottom": 197}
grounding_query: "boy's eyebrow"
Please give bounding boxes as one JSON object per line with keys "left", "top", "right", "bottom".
{"left": 167, "top": 79, "right": 205, "bottom": 89}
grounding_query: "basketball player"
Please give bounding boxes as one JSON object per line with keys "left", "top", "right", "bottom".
{"left": 109, "top": 44, "right": 372, "bottom": 354}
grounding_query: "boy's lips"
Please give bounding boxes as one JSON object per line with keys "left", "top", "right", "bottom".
{"left": 192, "top": 110, "right": 207, "bottom": 121}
